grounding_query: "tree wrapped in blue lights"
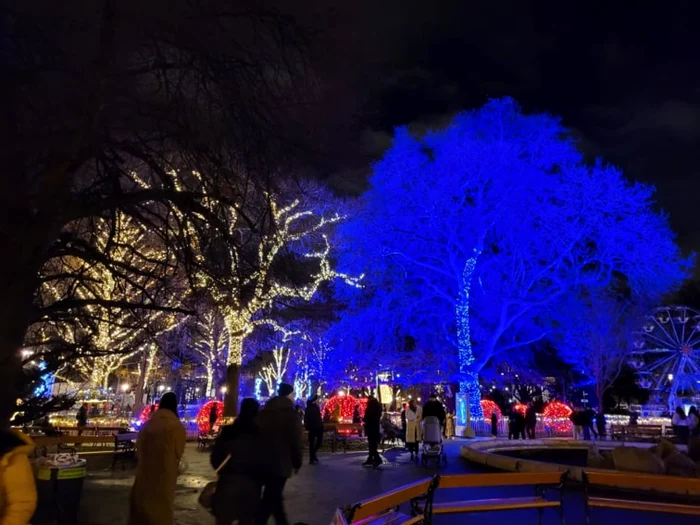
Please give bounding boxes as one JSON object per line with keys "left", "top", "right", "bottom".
{"left": 333, "top": 98, "right": 689, "bottom": 426}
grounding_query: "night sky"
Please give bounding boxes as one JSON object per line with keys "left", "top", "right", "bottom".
{"left": 330, "top": 1, "right": 700, "bottom": 261}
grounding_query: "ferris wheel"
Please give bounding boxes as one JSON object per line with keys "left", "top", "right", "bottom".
{"left": 630, "top": 306, "right": 700, "bottom": 410}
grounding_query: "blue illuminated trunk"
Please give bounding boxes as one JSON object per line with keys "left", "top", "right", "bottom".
{"left": 456, "top": 254, "right": 483, "bottom": 426}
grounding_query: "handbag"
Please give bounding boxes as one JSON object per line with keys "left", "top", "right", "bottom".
{"left": 198, "top": 454, "right": 231, "bottom": 512}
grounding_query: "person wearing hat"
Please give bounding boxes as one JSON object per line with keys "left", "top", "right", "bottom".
{"left": 254, "top": 383, "right": 303, "bottom": 525}
{"left": 304, "top": 394, "right": 323, "bottom": 465}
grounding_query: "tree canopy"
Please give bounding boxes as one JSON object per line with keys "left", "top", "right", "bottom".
{"left": 332, "top": 98, "right": 690, "bottom": 419}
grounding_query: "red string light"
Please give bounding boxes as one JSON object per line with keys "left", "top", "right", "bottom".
{"left": 196, "top": 400, "right": 224, "bottom": 433}
{"left": 480, "top": 399, "right": 502, "bottom": 420}
{"left": 513, "top": 403, "right": 527, "bottom": 417}
{"left": 542, "top": 401, "right": 573, "bottom": 434}
{"left": 139, "top": 404, "right": 156, "bottom": 422}
{"left": 322, "top": 394, "right": 366, "bottom": 423}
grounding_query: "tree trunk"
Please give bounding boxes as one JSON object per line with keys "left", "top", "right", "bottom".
{"left": 133, "top": 346, "right": 157, "bottom": 415}
{"left": 223, "top": 364, "right": 240, "bottom": 419}
{"left": 596, "top": 382, "right": 605, "bottom": 413}
{"left": 456, "top": 254, "right": 482, "bottom": 423}
{"left": 205, "top": 360, "right": 214, "bottom": 398}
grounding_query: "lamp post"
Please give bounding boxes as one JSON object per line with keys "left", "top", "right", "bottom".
{"left": 121, "top": 383, "right": 130, "bottom": 411}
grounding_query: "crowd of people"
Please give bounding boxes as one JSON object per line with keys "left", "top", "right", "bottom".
{"left": 129, "top": 384, "right": 304, "bottom": 525}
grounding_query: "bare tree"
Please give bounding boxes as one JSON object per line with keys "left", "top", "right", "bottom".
{"left": 0, "top": 0, "right": 326, "bottom": 419}
{"left": 555, "top": 292, "right": 648, "bottom": 410}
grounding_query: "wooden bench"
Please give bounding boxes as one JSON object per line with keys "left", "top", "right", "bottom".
{"left": 584, "top": 471, "right": 700, "bottom": 524}
{"left": 611, "top": 425, "right": 663, "bottom": 442}
{"left": 198, "top": 432, "right": 216, "bottom": 451}
{"left": 421, "top": 472, "right": 566, "bottom": 524}
{"left": 56, "top": 425, "right": 128, "bottom": 437}
{"left": 333, "top": 424, "right": 366, "bottom": 453}
{"left": 342, "top": 477, "right": 437, "bottom": 524}
{"left": 112, "top": 432, "right": 138, "bottom": 470}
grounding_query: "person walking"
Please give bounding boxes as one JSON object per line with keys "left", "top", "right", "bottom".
{"left": 0, "top": 425, "right": 37, "bottom": 524}
{"left": 254, "top": 383, "right": 303, "bottom": 525}
{"left": 209, "top": 403, "right": 219, "bottom": 435}
{"left": 687, "top": 406, "right": 699, "bottom": 438}
{"left": 596, "top": 411, "right": 607, "bottom": 440}
{"left": 525, "top": 403, "right": 537, "bottom": 439}
{"left": 422, "top": 393, "right": 446, "bottom": 436}
{"left": 400, "top": 403, "right": 407, "bottom": 445}
{"left": 210, "top": 398, "right": 261, "bottom": 525}
{"left": 672, "top": 406, "right": 689, "bottom": 444}
{"left": 445, "top": 412, "right": 455, "bottom": 439}
{"left": 304, "top": 395, "right": 324, "bottom": 465}
{"left": 490, "top": 410, "right": 498, "bottom": 438}
{"left": 129, "top": 392, "right": 186, "bottom": 525}
{"left": 76, "top": 403, "right": 87, "bottom": 435}
{"left": 404, "top": 400, "right": 421, "bottom": 461}
{"left": 363, "top": 395, "right": 383, "bottom": 468}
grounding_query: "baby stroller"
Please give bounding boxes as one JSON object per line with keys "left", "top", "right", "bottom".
{"left": 421, "top": 416, "right": 447, "bottom": 467}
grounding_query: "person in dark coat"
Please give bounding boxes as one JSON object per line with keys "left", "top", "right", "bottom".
{"left": 209, "top": 403, "right": 219, "bottom": 435}
{"left": 303, "top": 395, "right": 323, "bottom": 465}
{"left": 363, "top": 395, "right": 382, "bottom": 467}
{"left": 422, "top": 393, "right": 447, "bottom": 427}
{"left": 76, "top": 403, "right": 87, "bottom": 435}
{"left": 525, "top": 403, "right": 537, "bottom": 439}
{"left": 211, "top": 398, "right": 261, "bottom": 525}
{"left": 490, "top": 411, "right": 498, "bottom": 437}
{"left": 254, "top": 383, "right": 303, "bottom": 525}
{"left": 352, "top": 404, "right": 361, "bottom": 424}
{"left": 596, "top": 411, "right": 607, "bottom": 440}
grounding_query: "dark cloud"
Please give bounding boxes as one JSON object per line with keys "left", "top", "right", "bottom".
{"left": 326, "top": 0, "right": 700, "bottom": 258}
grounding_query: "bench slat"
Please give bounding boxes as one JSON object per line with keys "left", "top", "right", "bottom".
{"left": 352, "top": 478, "right": 432, "bottom": 521}
{"left": 433, "top": 496, "right": 559, "bottom": 514}
{"left": 586, "top": 471, "right": 700, "bottom": 493}
{"left": 589, "top": 497, "right": 700, "bottom": 516}
{"left": 354, "top": 511, "right": 422, "bottom": 525}
{"left": 438, "top": 472, "right": 563, "bottom": 489}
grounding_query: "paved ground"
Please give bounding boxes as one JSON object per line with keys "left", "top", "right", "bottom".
{"left": 78, "top": 440, "right": 697, "bottom": 525}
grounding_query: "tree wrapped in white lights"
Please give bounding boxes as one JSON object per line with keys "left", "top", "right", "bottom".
{"left": 35, "top": 213, "right": 182, "bottom": 392}
{"left": 260, "top": 347, "right": 291, "bottom": 398}
{"left": 192, "top": 307, "right": 230, "bottom": 398}
{"left": 335, "top": 98, "right": 689, "bottom": 427}
{"left": 197, "top": 181, "right": 360, "bottom": 414}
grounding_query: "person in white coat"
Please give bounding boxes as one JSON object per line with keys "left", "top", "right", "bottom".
{"left": 405, "top": 400, "right": 421, "bottom": 461}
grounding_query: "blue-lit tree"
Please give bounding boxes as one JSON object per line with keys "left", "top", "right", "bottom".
{"left": 553, "top": 291, "right": 651, "bottom": 410}
{"left": 333, "top": 98, "right": 690, "bottom": 425}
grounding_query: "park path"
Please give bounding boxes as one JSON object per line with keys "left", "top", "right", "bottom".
{"left": 79, "top": 440, "right": 696, "bottom": 525}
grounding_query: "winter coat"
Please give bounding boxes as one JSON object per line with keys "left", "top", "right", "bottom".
{"left": 255, "top": 396, "right": 303, "bottom": 479}
{"left": 304, "top": 402, "right": 323, "bottom": 431}
{"left": 76, "top": 406, "right": 87, "bottom": 427}
{"left": 405, "top": 407, "right": 421, "bottom": 444}
{"left": 422, "top": 400, "right": 446, "bottom": 426}
{"left": 525, "top": 407, "right": 537, "bottom": 426}
{"left": 363, "top": 399, "right": 382, "bottom": 438}
{"left": 0, "top": 430, "right": 37, "bottom": 525}
{"left": 210, "top": 421, "right": 262, "bottom": 522}
{"left": 129, "top": 408, "right": 186, "bottom": 525}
